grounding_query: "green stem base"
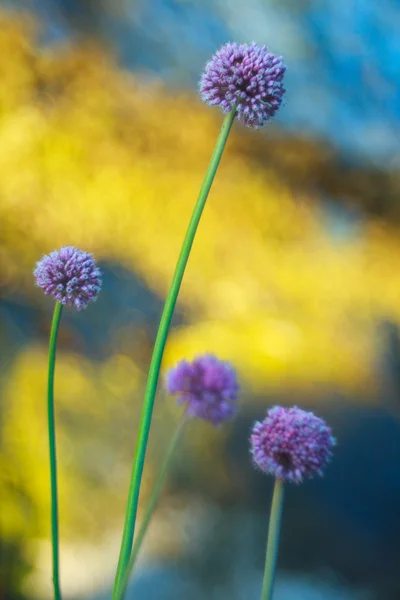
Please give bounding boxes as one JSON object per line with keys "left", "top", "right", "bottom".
{"left": 117, "top": 417, "right": 186, "bottom": 597}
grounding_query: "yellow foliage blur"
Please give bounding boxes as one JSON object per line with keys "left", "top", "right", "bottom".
{"left": 0, "top": 11, "right": 400, "bottom": 396}
{"left": 1, "top": 11, "right": 398, "bottom": 392}
{"left": 1, "top": 9, "right": 400, "bottom": 594}
{"left": 1, "top": 346, "right": 143, "bottom": 541}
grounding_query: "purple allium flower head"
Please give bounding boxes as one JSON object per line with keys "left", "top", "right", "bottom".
{"left": 200, "top": 42, "right": 286, "bottom": 128}
{"left": 34, "top": 246, "right": 102, "bottom": 311}
{"left": 250, "top": 406, "right": 336, "bottom": 484}
{"left": 166, "top": 354, "right": 239, "bottom": 425}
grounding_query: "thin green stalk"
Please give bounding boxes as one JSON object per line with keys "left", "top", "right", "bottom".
{"left": 112, "top": 108, "right": 236, "bottom": 600}
{"left": 47, "top": 301, "right": 64, "bottom": 600}
{"left": 117, "top": 417, "right": 186, "bottom": 597}
{"left": 261, "top": 478, "right": 285, "bottom": 600}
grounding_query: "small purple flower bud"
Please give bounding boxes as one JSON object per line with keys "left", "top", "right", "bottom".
{"left": 200, "top": 42, "right": 286, "bottom": 128}
{"left": 250, "top": 406, "right": 336, "bottom": 484}
{"left": 166, "top": 354, "right": 239, "bottom": 425}
{"left": 34, "top": 246, "right": 102, "bottom": 311}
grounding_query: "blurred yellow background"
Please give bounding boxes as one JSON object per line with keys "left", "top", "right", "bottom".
{"left": 1, "top": 8, "right": 400, "bottom": 599}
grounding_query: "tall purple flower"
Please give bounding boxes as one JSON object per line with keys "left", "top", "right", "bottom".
{"left": 166, "top": 354, "right": 239, "bottom": 425}
{"left": 250, "top": 406, "right": 336, "bottom": 484}
{"left": 34, "top": 246, "right": 102, "bottom": 311}
{"left": 200, "top": 42, "right": 286, "bottom": 128}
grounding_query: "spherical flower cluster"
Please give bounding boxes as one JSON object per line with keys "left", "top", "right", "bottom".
{"left": 34, "top": 246, "right": 102, "bottom": 311}
{"left": 250, "top": 406, "right": 336, "bottom": 484}
{"left": 200, "top": 42, "right": 286, "bottom": 128}
{"left": 166, "top": 354, "right": 239, "bottom": 425}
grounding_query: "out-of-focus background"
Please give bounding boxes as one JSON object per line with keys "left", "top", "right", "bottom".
{"left": 1, "top": 1, "right": 400, "bottom": 599}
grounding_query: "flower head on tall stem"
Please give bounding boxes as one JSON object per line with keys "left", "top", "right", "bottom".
{"left": 200, "top": 42, "right": 286, "bottom": 128}
{"left": 34, "top": 246, "right": 102, "bottom": 311}
{"left": 166, "top": 354, "right": 239, "bottom": 425}
{"left": 250, "top": 406, "right": 336, "bottom": 484}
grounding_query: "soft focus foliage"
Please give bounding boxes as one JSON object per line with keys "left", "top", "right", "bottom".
{"left": 1, "top": 346, "right": 143, "bottom": 539}
{"left": 1, "top": 9, "right": 400, "bottom": 597}
{"left": 1, "top": 11, "right": 400, "bottom": 394}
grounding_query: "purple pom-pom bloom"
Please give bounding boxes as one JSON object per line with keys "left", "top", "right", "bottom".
{"left": 34, "top": 246, "right": 102, "bottom": 311}
{"left": 166, "top": 354, "right": 239, "bottom": 425}
{"left": 200, "top": 42, "right": 286, "bottom": 128}
{"left": 250, "top": 406, "right": 336, "bottom": 484}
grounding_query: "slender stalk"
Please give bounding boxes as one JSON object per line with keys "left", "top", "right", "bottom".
{"left": 47, "top": 301, "right": 64, "bottom": 600}
{"left": 261, "top": 478, "right": 285, "bottom": 600}
{"left": 117, "top": 417, "right": 186, "bottom": 597}
{"left": 112, "top": 108, "right": 236, "bottom": 599}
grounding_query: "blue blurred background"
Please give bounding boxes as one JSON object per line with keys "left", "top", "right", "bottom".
{"left": 1, "top": 1, "right": 400, "bottom": 599}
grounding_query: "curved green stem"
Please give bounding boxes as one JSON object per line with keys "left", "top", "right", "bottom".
{"left": 261, "top": 478, "right": 285, "bottom": 600}
{"left": 47, "top": 301, "right": 63, "bottom": 600}
{"left": 112, "top": 108, "right": 236, "bottom": 600}
{"left": 117, "top": 417, "right": 186, "bottom": 597}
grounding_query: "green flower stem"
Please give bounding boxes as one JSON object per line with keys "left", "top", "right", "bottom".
{"left": 47, "top": 301, "right": 64, "bottom": 600}
{"left": 112, "top": 108, "right": 236, "bottom": 600}
{"left": 261, "top": 478, "right": 285, "bottom": 600}
{"left": 117, "top": 417, "right": 187, "bottom": 597}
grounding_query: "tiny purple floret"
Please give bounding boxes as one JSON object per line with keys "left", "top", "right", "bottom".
{"left": 250, "top": 406, "right": 336, "bottom": 484}
{"left": 34, "top": 246, "right": 102, "bottom": 311}
{"left": 166, "top": 354, "right": 239, "bottom": 425}
{"left": 200, "top": 42, "right": 286, "bottom": 128}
